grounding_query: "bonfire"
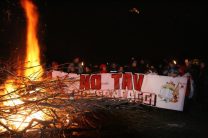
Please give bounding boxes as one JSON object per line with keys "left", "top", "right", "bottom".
{"left": 0, "top": 0, "right": 101, "bottom": 137}
{"left": 0, "top": 1, "right": 131, "bottom": 137}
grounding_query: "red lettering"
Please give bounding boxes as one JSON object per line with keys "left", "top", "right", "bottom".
{"left": 111, "top": 74, "right": 122, "bottom": 90}
{"left": 122, "top": 73, "right": 133, "bottom": 90}
{"left": 133, "top": 74, "right": 144, "bottom": 91}
{"left": 91, "top": 75, "right": 101, "bottom": 90}
{"left": 80, "top": 75, "right": 90, "bottom": 90}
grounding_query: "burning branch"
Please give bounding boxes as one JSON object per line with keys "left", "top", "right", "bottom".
{"left": 0, "top": 62, "right": 138, "bottom": 137}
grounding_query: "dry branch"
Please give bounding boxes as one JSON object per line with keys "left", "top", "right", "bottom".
{"left": 0, "top": 62, "right": 140, "bottom": 137}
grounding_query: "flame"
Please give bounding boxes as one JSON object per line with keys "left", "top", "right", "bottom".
{"left": 0, "top": 0, "right": 46, "bottom": 132}
{"left": 3, "top": 80, "right": 24, "bottom": 107}
{"left": 1, "top": 80, "right": 46, "bottom": 131}
{"left": 21, "top": 0, "right": 43, "bottom": 80}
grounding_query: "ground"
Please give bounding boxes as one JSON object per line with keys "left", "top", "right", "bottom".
{"left": 1, "top": 102, "right": 207, "bottom": 138}
{"left": 76, "top": 102, "right": 208, "bottom": 138}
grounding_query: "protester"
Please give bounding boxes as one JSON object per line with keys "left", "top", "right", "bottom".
{"left": 109, "top": 63, "right": 118, "bottom": 73}
{"left": 167, "top": 60, "right": 179, "bottom": 77}
{"left": 73, "top": 57, "right": 83, "bottom": 74}
{"left": 73, "top": 57, "right": 80, "bottom": 65}
{"left": 118, "top": 66, "right": 125, "bottom": 73}
{"left": 51, "top": 61, "right": 59, "bottom": 71}
{"left": 128, "top": 60, "right": 139, "bottom": 73}
{"left": 100, "top": 64, "right": 107, "bottom": 73}
{"left": 49, "top": 57, "right": 208, "bottom": 110}
{"left": 178, "top": 65, "right": 186, "bottom": 76}
{"left": 138, "top": 59, "right": 146, "bottom": 73}
{"left": 77, "top": 62, "right": 84, "bottom": 74}
{"left": 146, "top": 65, "right": 158, "bottom": 75}
{"left": 92, "top": 64, "right": 100, "bottom": 73}
{"left": 184, "top": 59, "right": 191, "bottom": 71}
{"left": 84, "top": 66, "right": 92, "bottom": 74}
{"left": 67, "top": 63, "right": 76, "bottom": 73}
{"left": 197, "top": 60, "right": 208, "bottom": 110}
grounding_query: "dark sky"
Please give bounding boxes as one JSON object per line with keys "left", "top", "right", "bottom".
{"left": 0, "top": 0, "right": 207, "bottom": 64}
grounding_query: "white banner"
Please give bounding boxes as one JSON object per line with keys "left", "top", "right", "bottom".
{"left": 52, "top": 71, "right": 188, "bottom": 111}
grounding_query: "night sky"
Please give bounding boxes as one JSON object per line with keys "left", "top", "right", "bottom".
{"left": 0, "top": 0, "right": 207, "bottom": 65}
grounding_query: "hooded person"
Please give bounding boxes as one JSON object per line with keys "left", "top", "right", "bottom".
{"left": 100, "top": 64, "right": 107, "bottom": 73}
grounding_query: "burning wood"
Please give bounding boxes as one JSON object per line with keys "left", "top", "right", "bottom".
{"left": 0, "top": 0, "right": 140, "bottom": 137}
{"left": 0, "top": 1, "right": 110, "bottom": 135}
{"left": 0, "top": 63, "right": 133, "bottom": 137}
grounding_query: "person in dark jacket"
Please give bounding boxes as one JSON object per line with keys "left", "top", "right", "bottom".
{"left": 197, "top": 60, "right": 208, "bottom": 110}
{"left": 138, "top": 59, "right": 146, "bottom": 73}
{"left": 129, "top": 60, "right": 139, "bottom": 73}
{"left": 109, "top": 63, "right": 118, "bottom": 73}
{"left": 67, "top": 63, "right": 76, "bottom": 73}
{"left": 73, "top": 57, "right": 83, "bottom": 74}
{"left": 118, "top": 66, "right": 125, "bottom": 73}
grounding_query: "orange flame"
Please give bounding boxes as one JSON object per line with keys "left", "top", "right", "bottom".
{"left": 1, "top": 80, "right": 46, "bottom": 131}
{"left": 0, "top": 0, "right": 46, "bottom": 132}
{"left": 21, "top": 0, "right": 43, "bottom": 80}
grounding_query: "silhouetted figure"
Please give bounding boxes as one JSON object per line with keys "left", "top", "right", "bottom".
{"left": 67, "top": 63, "right": 76, "bottom": 73}
{"left": 129, "top": 60, "right": 139, "bottom": 73}
{"left": 84, "top": 66, "right": 92, "bottom": 74}
{"left": 73, "top": 57, "right": 83, "bottom": 74}
{"left": 197, "top": 61, "right": 208, "bottom": 110}
{"left": 118, "top": 66, "right": 125, "bottom": 73}
{"left": 51, "top": 61, "right": 59, "bottom": 71}
{"left": 109, "top": 63, "right": 118, "bottom": 73}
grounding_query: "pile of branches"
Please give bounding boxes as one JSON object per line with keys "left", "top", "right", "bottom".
{"left": 0, "top": 61, "right": 136, "bottom": 137}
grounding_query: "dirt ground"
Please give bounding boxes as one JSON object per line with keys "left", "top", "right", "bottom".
{"left": 76, "top": 102, "right": 208, "bottom": 138}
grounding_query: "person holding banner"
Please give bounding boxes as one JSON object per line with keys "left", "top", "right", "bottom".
{"left": 100, "top": 64, "right": 108, "bottom": 73}
{"left": 128, "top": 60, "right": 139, "bottom": 73}
{"left": 109, "top": 63, "right": 118, "bottom": 73}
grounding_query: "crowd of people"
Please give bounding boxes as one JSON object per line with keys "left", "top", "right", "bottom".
{"left": 1, "top": 56, "right": 207, "bottom": 111}
{"left": 51, "top": 57, "right": 208, "bottom": 111}
{"left": 51, "top": 57, "right": 207, "bottom": 78}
